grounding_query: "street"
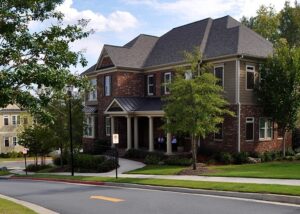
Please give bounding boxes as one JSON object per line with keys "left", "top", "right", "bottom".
{"left": 0, "top": 179, "right": 299, "bottom": 214}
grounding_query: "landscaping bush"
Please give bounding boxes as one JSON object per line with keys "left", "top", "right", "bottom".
{"left": 145, "top": 154, "right": 164, "bottom": 165}
{"left": 73, "top": 154, "right": 106, "bottom": 170}
{"left": 286, "top": 148, "right": 295, "bottom": 156}
{"left": 97, "top": 159, "right": 116, "bottom": 172}
{"left": 164, "top": 157, "right": 192, "bottom": 166}
{"left": 93, "top": 139, "right": 111, "bottom": 155}
{"left": 283, "top": 156, "right": 295, "bottom": 161}
{"left": 26, "top": 164, "right": 52, "bottom": 172}
{"left": 53, "top": 155, "right": 68, "bottom": 166}
{"left": 233, "top": 152, "right": 249, "bottom": 164}
{"left": 0, "top": 152, "right": 23, "bottom": 158}
{"left": 124, "top": 149, "right": 150, "bottom": 159}
{"left": 260, "top": 151, "right": 273, "bottom": 162}
{"left": 220, "top": 152, "right": 233, "bottom": 164}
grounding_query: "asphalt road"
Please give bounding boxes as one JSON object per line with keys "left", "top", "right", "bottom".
{"left": 0, "top": 179, "right": 299, "bottom": 214}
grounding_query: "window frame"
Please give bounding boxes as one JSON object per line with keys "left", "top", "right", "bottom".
{"left": 12, "top": 136, "right": 17, "bottom": 146}
{"left": 184, "top": 70, "right": 193, "bottom": 80}
{"left": 4, "top": 137, "right": 9, "bottom": 147}
{"left": 11, "top": 115, "right": 20, "bottom": 125}
{"left": 105, "top": 117, "right": 111, "bottom": 137}
{"left": 246, "top": 65, "right": 255, "bottom": 91}
{"left": 147, "top": 74, "right": 154, "bottom": 96}
{"left": 164, "top": 72, "right": 172, "bottom": 94}
{"left": 83, "top": 115, "right": 95, "bottom": 138}
{"left": 259, "top": 117, "right": 273, "bottom": 141}
{"left": 214, "top": 123, "right": 223, "bottom": 141}
{"left": 245, "top": 117, "right": 254, "bottom": 142}
{"left": 104, "top": 75, "right": 112, "bottom": 97}
{"left": 3, "top": 115, "right": 9, "bottom": 126}
{"left": 214, "top": 65, "right": 224, "bottom": 88}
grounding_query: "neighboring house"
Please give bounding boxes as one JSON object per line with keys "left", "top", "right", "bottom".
{"left": 81, "top": 15, "right": 291, "bottom": 154}
{"left": 0, "top": 104, "right": 31, "bottom": 154}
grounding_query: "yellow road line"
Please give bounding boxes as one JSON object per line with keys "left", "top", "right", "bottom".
{"left": 90, "top": 195, "right": 124, "bottom": 203}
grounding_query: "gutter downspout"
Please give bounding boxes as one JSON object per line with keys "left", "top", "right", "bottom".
{"left": 236, "top": 57, "right": 243, "bottom": 153}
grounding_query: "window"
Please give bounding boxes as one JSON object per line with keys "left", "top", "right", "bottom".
{"left": 23, "top": 117, "right": 28, "bottom": 125}
{"left": 277, "top": 125, "right": 284, "bottom": 139}
{"left": 147, "top": 75, "right": 154, "bottom": 95}
{"left": 4, "top": 137, "right": 9, "bottom": 147}
{"left": 105, "top": 117, "right": 111, "bottom": 136}
{"left": 13, "top": 137, "right": 17, "bottom": 146}
{"left": 214, "top": 66, "right": 224, "bottom": 87}
{"left": 84, "top": 116, "right": 94, "bottom": 137}
{"left": 259, "top": 118, "right": 273, "bottom": 140}
{"left": 246, "top": 117, "right": 254, "bottom": 141}
{"left": 246, "top": 65, "right": 255, "bottom": 90}
{"left": 185, "top": 70, "right": 193, "bottom": 80}
{"left": 104, "top": 76, "right": 111, "bottom": 96}
{"left": 164, "top": 72, "right": 172, "bottom": 94}
{"left": 3, "top": 115, "right": 8, "bottom": 125}
{"left": 12, "top": 115, "right": 20, "bottom": 125}
{"left": 214, "top": 123, "right": 223, "bottom": 140}
{"left": 88, "top": 79, "right": 97, "bottom": 101}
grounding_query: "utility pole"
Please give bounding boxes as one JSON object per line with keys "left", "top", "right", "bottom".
{"left": 68, "top": 87, "right": 74, "bottom": 176}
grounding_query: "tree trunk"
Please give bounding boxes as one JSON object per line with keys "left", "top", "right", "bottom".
{"left": 35, "top": 154, "right": 38, "bottom": 166}
{"left": 283, "top": 130, "right": 287, "bottom": 157}
{"left": 191, "top": 134, "right": 197, "bottom": 170}
{"left": 60, "top": 146, "right": 63, "bottom": 167}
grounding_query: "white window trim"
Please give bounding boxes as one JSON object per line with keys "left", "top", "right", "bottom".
{"left": 164, "top": 72, "right": 171, "bottom": 94}
{"left": 214, "top": 65, "right": 224, "bottom": 88}
{"left": 259, "top": 117, "right": 273, "bottom": 141}
{"left": 3, "top": 115, "right": 9, "bottom": 126}
{"left": 105, "top": 117, "right": 111, "bottom": 137}
{"left": 214, "top": 123, "right": 223, "bottom": 141}
{"left": 246, "top": 65, "right": 255, "bottom": 91}
{"left": 83, "top": 115, "right": 95, "bottom": 138}
{"left": 11, "top": 115, "right": 20, "bottom": 126}
{"left": 245, "top": 117, "right": 254, "bottom": 142}
{"left": 185, "top": 70, "right": 193, "bottom": 80}
{"left": 104, "top": 76, "right": 111, "bottom": 97}
{"left": 147, "top": 74, "right": 154, "bottom": 95}
{"left": 88, "top": 79, "right": 97, "bottom": 101}
{"left": 13, "top": 136, "right": 18, "bottom": 146}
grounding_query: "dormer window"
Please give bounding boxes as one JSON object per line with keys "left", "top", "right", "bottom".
{"left": 88, "top": 79, "right": 97, "bottom": 101}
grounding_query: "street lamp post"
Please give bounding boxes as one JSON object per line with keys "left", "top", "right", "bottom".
{"left": 67, "top": 86, "right": 74, "bottom": 176}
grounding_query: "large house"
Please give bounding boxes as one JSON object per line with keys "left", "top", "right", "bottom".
{"left": 81, "top": 15, "right": 291, "bottom": 154}
{"left": 0, "top": 104, "right": 31, "bottom": 154}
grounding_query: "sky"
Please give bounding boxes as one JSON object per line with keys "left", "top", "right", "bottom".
{"left": 30, "top": 0, "right": 289, "bottom": 73}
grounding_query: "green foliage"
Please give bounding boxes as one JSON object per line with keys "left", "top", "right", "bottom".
{"left": 52, "top": 155, "right": 68, "bottom": 166}
{"left": 124, "top": 149, "right": 165, "bottom": 160}
{"left": 73, "top": 154, "right": 106, "bottom": 170}
{"left": 26, "top": 164, "right": 52, "bottom": 172}
{"left": 215, "top": 152, "right": 233, "bottom": 164}
{"left": 93, "top": 139, "right": 111, "bottom": 155}
{"left": 164, "top": 157, "right": 192, "bottom": 166}
{"left": 97, "top": 159, "right": 116, "bottom": 173}
{"left": 0, "top": 152, "right": 23, "bottom": 158}
{"left": 144, "top": 154, "right": 164, "bottom": 165}
{"left": 233, "top": 152, "right": 249, "bottom": 164}
{"left": 0, "top": 0, "right": 90, "bottom": 121}
{"left": 163, "top": 49, "right": 234, "bottom": 169}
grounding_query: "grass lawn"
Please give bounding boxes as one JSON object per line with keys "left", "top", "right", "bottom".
{"left": 0, "top": 171, "right": 10, "bottom": 176}
{"left": 0, "top": 198, "right": 37, "bottom": 214}
{"left": 126, "top": 165, "right": 186, "bottom": 175}
{"left": 204, "top": 161, "right": 300, "bottom": 179}
{"left": 15, "top": 174, "right": 300, "bottom": 196}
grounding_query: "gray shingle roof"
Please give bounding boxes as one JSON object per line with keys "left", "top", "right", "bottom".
{"left": 115, "top": 97, "right": 162, "bottom": 112}
{"left": 82, "top": 15, "right": 273, "bottom": 75}
{"left": 81, "top": 64, "right": 96, "bottom": 75}
{"left": 83, "top": 106, "right": 97, "bottom": 113}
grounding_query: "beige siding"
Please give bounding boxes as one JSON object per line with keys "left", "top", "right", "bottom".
{"left": 213, "top": 60, "right": 236, "bottom": 104}
{"left": 239, "top": 60, "right": 259, "bottom": 104}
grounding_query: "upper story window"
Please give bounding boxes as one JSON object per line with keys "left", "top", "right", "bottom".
{"left": 147, "top": 74, "right": 154, "bottom": 95}
{"left": 164, "top": 72, "right": 172, "bottom": 94}
{"left": 214, "top": 123, "right": 223, "bottom": 141}
{"left": 3, "top": 115, "right": 8, "bottom": 126}
{"left": 12, "top": 115, "right": 20, "bottom": 125}
{"left": 246, "top": 65, "right": 255, "bottom": 90}
{"left": 214, "top": 66, "right": 224, "bottom": 87}
{"left": 88, "top": 79, "right": 97, "bottom": 101}
{"left": 104, "top": 75, "right": 112, "bottom": 96}
{"left": 84, "top": 115, "right": 94, "bottom": 138}
{"left": 4, "top": 137, "right": 9, "bottom": 147}
{"left": 185, "top": 70, "right": 193, "bottom": 80}
{"left": 13, "top": 136, "right": 18, "bottom": 146}
{"left": 259, "top": 118, "right": 273, "bottom": 140}
{"left": 246, "top": 117, "right": 254, "bottom": 141}
{"left": 105, "top": 117, "right": 111, "bottom": 136}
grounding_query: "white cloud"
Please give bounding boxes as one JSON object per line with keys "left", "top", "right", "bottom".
{"left": 124, "top": 0, "right": 287, "bottom": 21}
{"left": 56, "top": 0, "right": 138, "bottom": 32}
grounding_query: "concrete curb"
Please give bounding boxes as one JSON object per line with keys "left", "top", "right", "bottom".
{"left": 10, "top": 176, "right": 105, "bottom": 186}
{"left": 105, "top": 182, "right": 300, "bottom": 205}
{"left": 0, "top": 194, "right": 58, "bottom": 214}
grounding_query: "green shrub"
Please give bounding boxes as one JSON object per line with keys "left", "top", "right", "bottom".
{"left": 97, "top": 159, "right": 116, "bottom": 172}
{"left": 233, "top": 152, "right": 249, "bottom": 164}
{"left": 220, "top": 152, "right": 233, "bottom": 164}
{"left": 26, "top": 164, "right": 52, "bottom": 172}
{"left": 74, "top": 154, "right": 106, "bottom": 170}
{"left": 0, "top": 152, "right": 23, "bottom": 158}
{"left": 164, "top": 157, "right": 192, "bottom": 166}
{"left": 93, "top": 139, "right": 111, "bottom": 155}
{"left": 286, "top": 148, "right": 295, "bottom": 156}
{"left": 284, "top": 156, "right": 295, "bottom": 161}
{"left": 145, "top": 154, "right": 164, "bottom": 165}
{"left": 53, "top": 155, "right": 68, "bottom": 166}
{"left": 124, "top": 149, "right": 150, "bottom": 159}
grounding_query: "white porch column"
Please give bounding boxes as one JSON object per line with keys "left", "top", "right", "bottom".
{"left": 134, "top": 117, "right": 139, "bottom": 149}
{"left": 127, "top": 116, "right": 132, "bottom": 150}
{"left": 148, "top": 116, "right": 154, "bottom": 152}
{"left": 110, "top": 116, "right": 115, "bottom": 147}
{"left": 166, "top": 132, "right": 172, "bottom": 155}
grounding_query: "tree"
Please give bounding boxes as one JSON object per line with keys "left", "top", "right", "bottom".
{"left": 0, "top": 0, "right": 90, "bottom": 121}
{"left": 279, "top": 1, "right": 300, "bottom": 47}
{"left": 256, "top": 40, "right": 300, "bottom": 156}
{"left": 163, "top": 50, "right": 234, "bottom": 170}
{"left": 241, "top": 5, "right": 280, "bottom": 43}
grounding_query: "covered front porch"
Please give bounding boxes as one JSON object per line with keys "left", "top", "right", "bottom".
{"left": 104, "top": 97, "right": 173, "bottom": 154}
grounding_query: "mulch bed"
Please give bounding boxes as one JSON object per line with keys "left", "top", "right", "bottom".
{"left": 177, "top": 163, "right": 216, "bottom": 176}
